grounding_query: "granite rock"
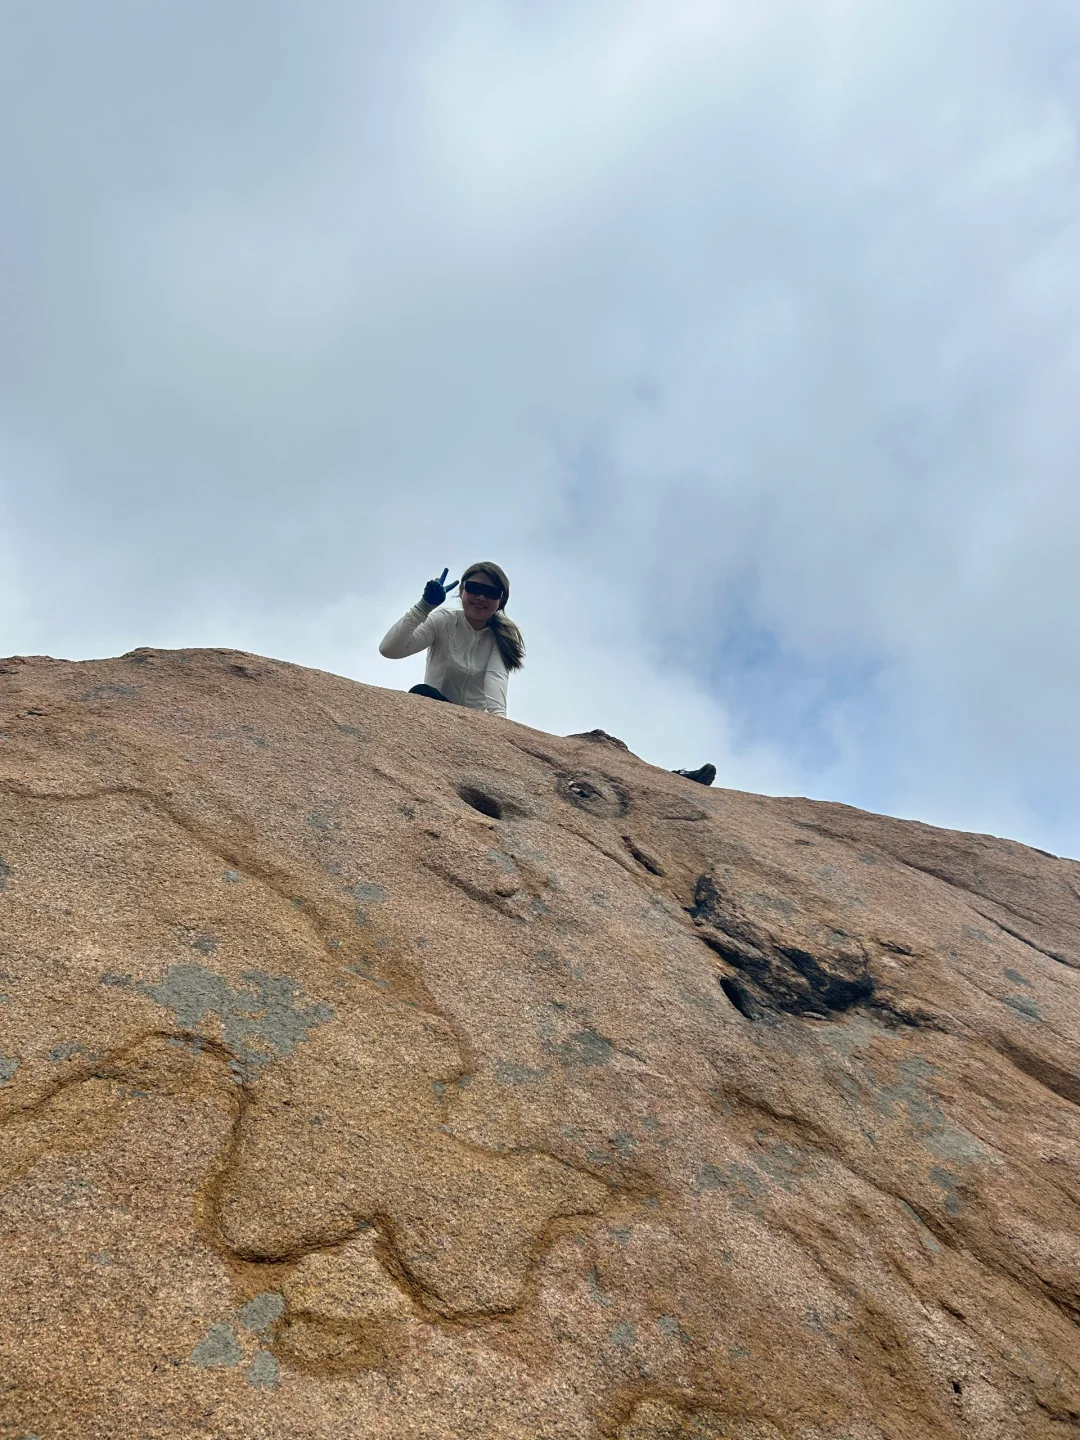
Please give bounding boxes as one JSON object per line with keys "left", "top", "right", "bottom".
{"left": 0, "top": 647, "right": 1078, "bottom": 1439}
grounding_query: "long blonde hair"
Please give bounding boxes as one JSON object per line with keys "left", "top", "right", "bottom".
{"left": 461, "top": 561, "right": 525, "bottom": 672}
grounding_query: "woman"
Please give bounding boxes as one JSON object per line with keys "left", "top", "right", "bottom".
{"left": 379, "top": 562, "right": 525, "bottom": 718}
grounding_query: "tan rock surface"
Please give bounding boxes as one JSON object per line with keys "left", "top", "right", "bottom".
{"left": 0, "top": 647, "right": 1078, "bottom": 1440}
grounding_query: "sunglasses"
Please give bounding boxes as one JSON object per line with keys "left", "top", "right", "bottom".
{"left": 463, "top": 580, "right": 503, "bottom": 600}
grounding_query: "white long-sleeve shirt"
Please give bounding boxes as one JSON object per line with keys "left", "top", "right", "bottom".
{"left": 379, "top": 602, "right": 510, "bottom": 716}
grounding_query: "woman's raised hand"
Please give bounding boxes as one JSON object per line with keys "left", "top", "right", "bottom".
{"left": 422, "top": 568, "right": 460, "bottom": 607}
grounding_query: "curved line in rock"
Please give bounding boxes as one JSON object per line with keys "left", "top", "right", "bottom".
{"left": 2, "top": 785, "right": 628, "bottom": 1333}
{"left": 0, "top": 1027, "right": 243, "bottom": 1126}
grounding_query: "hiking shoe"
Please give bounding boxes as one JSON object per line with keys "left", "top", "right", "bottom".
{"left": 673, "top": 764, "right": 716, "bottom": 786}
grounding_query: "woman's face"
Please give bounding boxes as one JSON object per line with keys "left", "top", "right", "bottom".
{"left": 460, "top": 570, "right": 503, "bottom": 625}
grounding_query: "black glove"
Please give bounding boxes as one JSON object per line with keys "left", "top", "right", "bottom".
{"left": 422, "top": 568, "right": 459, "bottom": 607}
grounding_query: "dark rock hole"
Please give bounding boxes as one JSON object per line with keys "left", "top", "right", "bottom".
{"left": 719, "top": 976, "right": 755, "bottom": 1020}
{"left": 569, "top": 779, "right": 600, "bottom": 801}
{"left": 622, "top": 836, "right": 664, "bottom": 876}
{"left": 951, "top": 1381, "right": 962, "bottom": 1395}
{"left": 456, "top": 785, "right": 503, "bottom": 820}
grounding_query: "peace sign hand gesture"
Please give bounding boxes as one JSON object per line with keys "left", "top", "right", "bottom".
{"left": 422, "top": 568, "right": 460, "bottom": 608}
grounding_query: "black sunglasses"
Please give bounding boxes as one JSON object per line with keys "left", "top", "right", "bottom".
{"left": 463, "top": 580, "right": 503, "bottom": 600}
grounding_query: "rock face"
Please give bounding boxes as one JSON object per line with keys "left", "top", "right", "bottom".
{"left": 1, "top": 648, "right": 1078, "bottom": 1440}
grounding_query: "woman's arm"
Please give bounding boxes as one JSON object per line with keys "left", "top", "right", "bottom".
{"left": 379, "top": 603, "right": 445, "bottom": 659}
{"left": 480, "top": 649, "right": 509, "bottom": 716}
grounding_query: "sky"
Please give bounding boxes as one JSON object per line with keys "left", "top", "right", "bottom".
{"left": 2, "top": 0, "right": 1080, "bottom": 856}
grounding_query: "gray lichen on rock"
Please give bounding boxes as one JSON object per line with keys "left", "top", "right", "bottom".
{"left": 238, "top": 1292, "right": 285, "bottom": 1334}
{"left": 245, "top": 1350, "right": 279, "bottom": 1390}
{"left": 190, "top": 1322, "right": 241, "bottom": 1369}
{"left": 100, "top": 964, "right": 333, "bottom": 1077}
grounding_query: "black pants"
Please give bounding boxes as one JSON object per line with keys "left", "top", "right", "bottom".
{"left": 409, "top": 684, "right": 451, "bottom": 703}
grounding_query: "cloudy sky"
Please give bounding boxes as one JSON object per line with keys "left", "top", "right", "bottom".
{"left": 3, "top": 0, "right": 1080, "bottom": 854}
